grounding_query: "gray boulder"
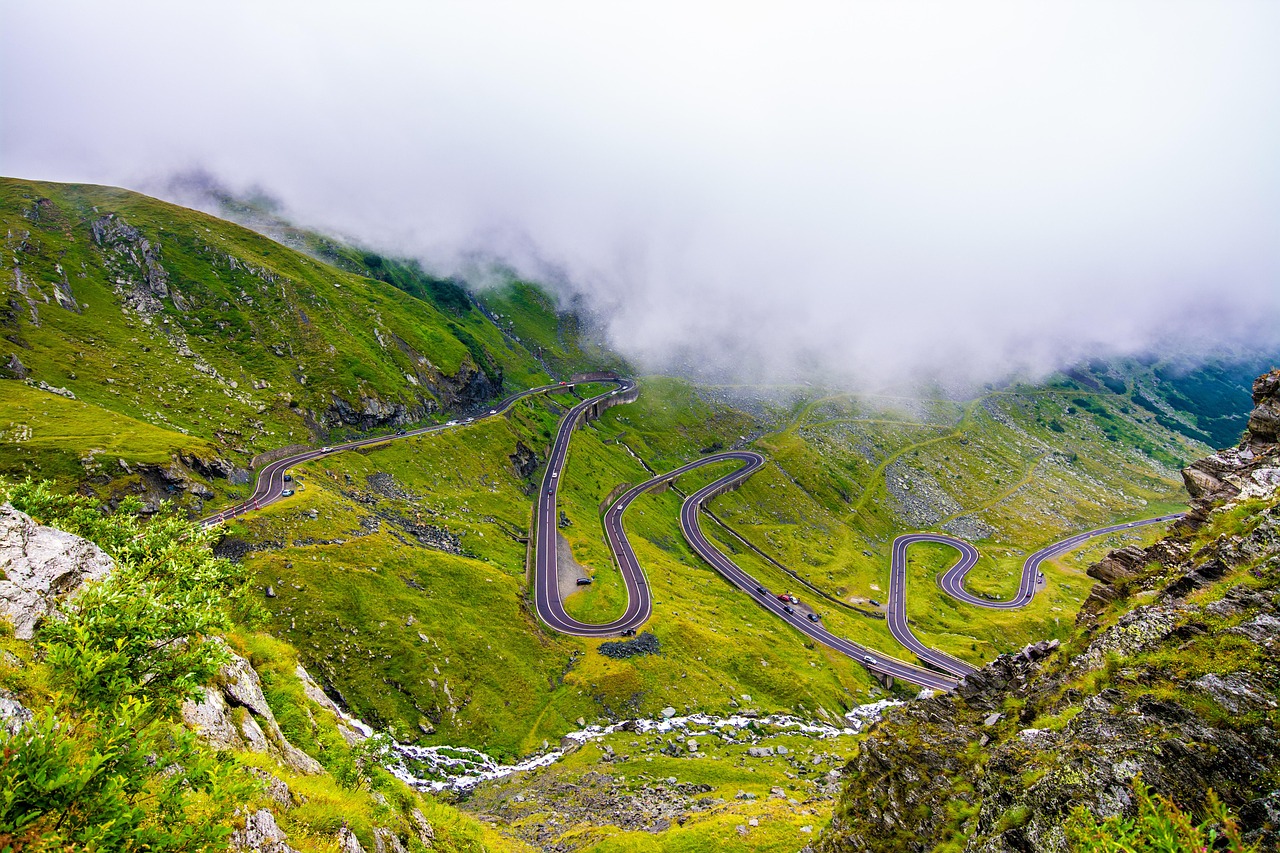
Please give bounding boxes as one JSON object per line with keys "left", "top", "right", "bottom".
{"left": 182, "top": 643, "right": 324, "bottom": 775}
{"left": 0, "top": 503, "right": 114, "bottom": 639}
{"left": 0, "top": 691, "right": 33, "bottom": 736}
{"left": 230, "top": 809, "right": 299, "bottom": 853}
{"left": 372, "top": 828, "right": 407, "bottom": 853}
{"left": 337, "top": 825, "right": 366, "bottom": 853}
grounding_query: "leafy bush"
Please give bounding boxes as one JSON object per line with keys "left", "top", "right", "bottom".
{"left": 1067, "top": 776, "right": 1256, "bottom": 852}
{"left": 0, "top": 481, "right": 258, "bottom": 850}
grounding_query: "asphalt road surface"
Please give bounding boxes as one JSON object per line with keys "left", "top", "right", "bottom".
{"left": 532, "top": 377, "right": 644, "bottom": 636}
{"left": 674, "top": 452, "right": 961, "bottom": 692}
{"left": 537, "top": 446, "right": 960, "bottom": 690}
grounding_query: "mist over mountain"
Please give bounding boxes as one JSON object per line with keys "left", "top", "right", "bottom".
{"left": 4, "top": 2, "right": 1278, "bottom": 388}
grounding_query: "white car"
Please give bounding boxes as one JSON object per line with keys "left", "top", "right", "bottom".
{"left": 322, "top": 446, "right": 333, "bottom": 453}
{"left": 489, "top": 409, "right": 497, "bottom": 415}
{"left": 446, "top": 420, "right": 458, "bottom": 426}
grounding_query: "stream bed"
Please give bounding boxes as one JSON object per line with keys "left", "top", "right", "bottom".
{"left": 380, "top": 699, "right": 903, "bottom": 791}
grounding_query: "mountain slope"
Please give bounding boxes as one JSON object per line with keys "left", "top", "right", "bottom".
{"left": 816, "top": 370, "right": 1280, "bottom": 852}
{"left": 0, "top": 177, "right": 610, "bottom": 508}
{"left": 7, "top": 176, "right": 1275, "bottom": 851}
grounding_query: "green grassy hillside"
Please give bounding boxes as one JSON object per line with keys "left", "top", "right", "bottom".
{"left": 6, "top": 177, "right": 1268, "bottom": 851}
{"left": 0, "top": 176, "right": 609, "bottom": 509}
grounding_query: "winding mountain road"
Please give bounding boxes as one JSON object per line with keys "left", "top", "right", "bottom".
{"left": 206, "top": 374, "right": 1182, "bottom": 692}
{"left": 199, "top": 377, "right": 611, "bottom": 529}
{"left": 885, "top": 516, "right": 1184, "bottom": 678}
{"left": 528, "top": 378, "right": 1181, "bottom": 691}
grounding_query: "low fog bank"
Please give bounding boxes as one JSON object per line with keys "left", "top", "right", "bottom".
{"left": 158, "top": 168, "right": 1280, "bottom": 397}
{"left": 4, "top": 3, "right": 1278, "bottom": 392}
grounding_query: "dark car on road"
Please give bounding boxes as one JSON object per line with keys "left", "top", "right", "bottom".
{"left": 807, "top": 612, "right": 821, "bottom": 623}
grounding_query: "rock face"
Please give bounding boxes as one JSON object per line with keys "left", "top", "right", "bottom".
{"left": 1247, "top": 369, "right": 1280, "bottom": 445}
{"left": 337, "top": 826, "right": 365, "bottom": 853}
{"left": 182, "top": 641, "right": 324, "bottom": 776}
{"left": 0, "top": 690, "right": 33, "bottom": 735}
{"left": 230, "top": 809, "right": 300, "bottom": 853}
{"left": 508, "top": 440, "right": 539, "bottom": 480}
{"left": 0, "top": 502, "right": 115, "bottom": 639}
{"left": 817, "top": 370, "right": 1280, "bottom": 853}
{"left": 1178, "top": 368, "right": 1280, "bottom": 527}
{"left": 312, "top": 357, "right": 501, "bottom": 435}
{"left": 91, "top": 213, "right": 183, "bottom": 316}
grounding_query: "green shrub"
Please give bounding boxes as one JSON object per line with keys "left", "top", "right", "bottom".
{"left": 0, "top": 481, "right": 258, "bottom": 850}
{"left": 1, "top": 702, "right": 254, "bottom": 851}
{"left": 1067, "top": 776, "right": 1255, "bottom": 852}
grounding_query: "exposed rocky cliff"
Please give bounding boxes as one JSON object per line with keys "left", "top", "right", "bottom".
{"left": 817, "top": 369, "right": 1280, "bottom": 852}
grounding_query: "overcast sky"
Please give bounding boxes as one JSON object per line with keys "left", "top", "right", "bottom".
{"left": 3, "top": 2, "right": 1278, "bottom": 387}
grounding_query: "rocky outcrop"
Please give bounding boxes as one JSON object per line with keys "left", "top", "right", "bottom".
{"left": 819, "top": 544, "right": 1280, "bottom": 851}
{"left": 1084, "top": 544, "right": 1147, "bottom": 585}
{"left": 1, "top": 353, "right": 28, "bottom": 379}
{"left": 1179, "top": 368, "right": 1280, "bottom": 527}
{"left": 180, "top": 452, "right": 252, "bottom": 486}
{"left": 1246, "top": 369, "right": 1280, "bottom": 446}
{"left": 371, "top": 827, "right": 407, "bottom": 853}
{"left": 295, "top": 662, "right": 369, "bottom": 746}
{"left": 0, "top": 690, "right": 33, "bottom": 735}
{"left": 408, "top": 809, "right": 435, "bottom": 847}
{"left": 182, "top": 642, "right": 324, "bottom": 776}
{"left": 337, "top": 826, "right": 365, "bottom": 853}
{"left": 884, "top": 461, "right": 963, "bottom": 529}
{"left": 509, "top": 440, "right": 539, "bottom": 480}
{"left": 91, "top": 213, "right": 187, "bottom": 315}
{"left": 320, "top": 391, "right": 415, "bottom": 432}
{"left": 817, "top": 370, "right": 1280, "bottom": 853}
{"left": 230, "top": 809, "right": 300, "bottom": 853}
{"left": 124, "top": 452, "right": 250, "bottom": 510}
{"left": 0, "top": 502, "right": 115, "bottom": 639}
{"left": 598, "top": 631, "right": 661, "bottom": 659}
{"left": 426, "top": 357, "right": 500, "bottom": 413}
{"left": 311, "top": 357, "right": 502, "bottom": 436}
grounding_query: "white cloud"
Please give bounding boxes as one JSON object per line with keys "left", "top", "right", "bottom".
{"left": 3, "top": 1, "right": 1278, "bottom": 386}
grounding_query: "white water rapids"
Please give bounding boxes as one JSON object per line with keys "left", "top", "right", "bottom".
{"left": 361, "top": 698, "right": 905, "bottom": 792}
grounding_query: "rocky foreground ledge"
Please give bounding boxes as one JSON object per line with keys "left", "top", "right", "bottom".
{"left": 816, "top": 370, "right": 1280, "bottom": 853}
